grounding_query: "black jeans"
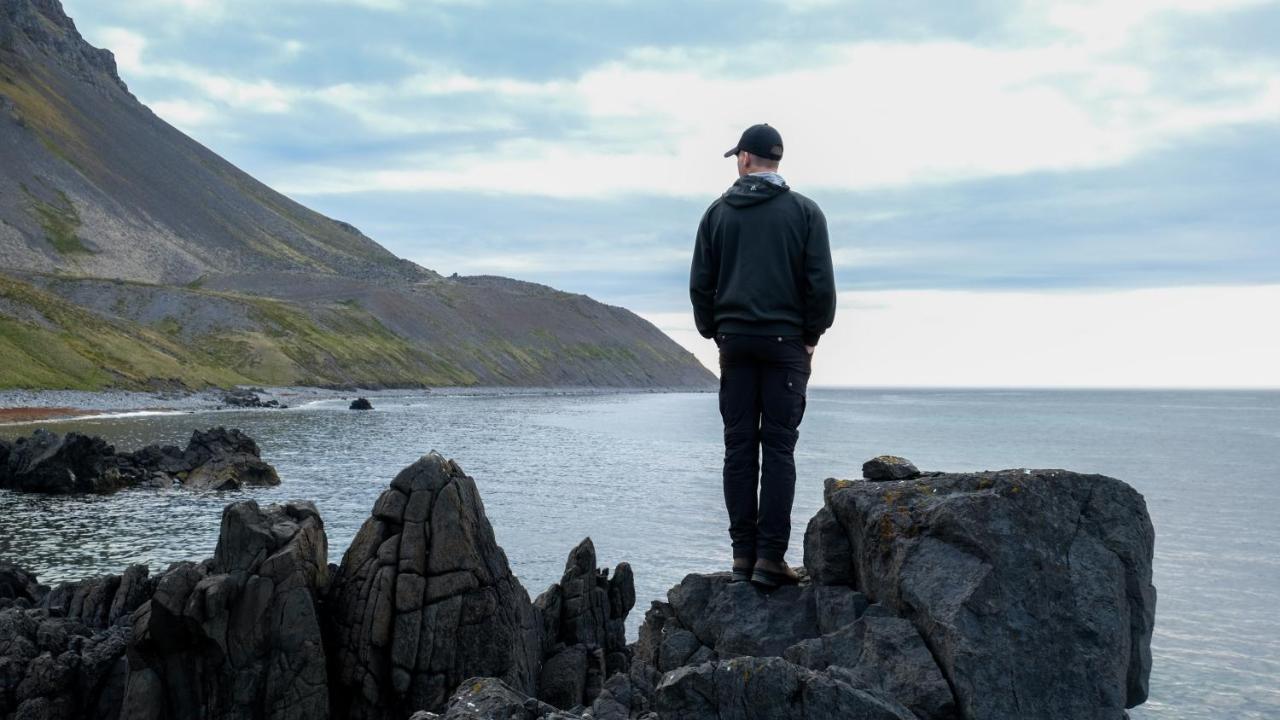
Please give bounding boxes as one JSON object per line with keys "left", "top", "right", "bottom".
{"left": 716, "top": 333, "right": 811, "bottom": 563}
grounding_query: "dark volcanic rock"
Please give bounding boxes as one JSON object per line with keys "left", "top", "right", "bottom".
{"left": 349, "top": 397, "right": 373, "bottom": 410}
{"left": 635, "top": 572, "right": 869, "bottom": 663}
{"left": 154, "top": 426, "right": 280, "bottom": 490}
{"left": 0, "top": 429, "right": 140, "bottom": 493}
{"left": 809, "top": 467, "right": 1156, "bottom": 719}
{"left": 785, "top": 614, "right": 955, "bottom": 720}
{"left": 532, "top": 538, "right": 634, "bottom": 709}
{"left": 41, "top": 564, "right": 153, "bottom": 630}
{"left": 120, "top": 500, "right": 329, "bottom": 720}
{"left": 181, "top": 454, "right": 278, "bottom": 490}
{"left": 860, "top": 455, "right": 920, "bottom": 481}
{"left": 325, "top": 453, "right": 542, "bottom": 718}
{"left": 412, "top": 676, "right": 562, "bottom": 719}
{"left": 0, "top": 561, "right": 46, "bottom": 607}
{"left": 0, "top": 606, "right": 132, "bottom": 720}
{"left": 630, "top": 571, "right": 938, "bottom": 718}
{"left": 0, "top": 426, "right": 279, "bottom": 493}
{"left": 655, "top": 656, "right": 916, "bottom": 720}
{"left": 0, "top": 447, "right": 1157, "bottom": 720}
{"left": 221, "top": 388, "right": 281, "bottom": 408}
{"left": 0, "top": 562, "right": 156, "bottom": 720}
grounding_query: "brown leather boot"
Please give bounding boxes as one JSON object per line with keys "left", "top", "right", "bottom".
{"left": 731, "top": 556, "right": 755, "bottom": 583}
{"left": 751, "top": 559, "right": 800, "bottom": 588}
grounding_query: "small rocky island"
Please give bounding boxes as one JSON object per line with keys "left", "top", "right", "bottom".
{"left": 0, "top": 454, "right": 1155, "bottom": 719}
{"left": 0, "top": 427, "right": 279, "bottom": 493}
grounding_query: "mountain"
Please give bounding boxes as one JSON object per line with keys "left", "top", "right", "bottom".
{"left": 0, "top": 0, "right": 714, "bottom": 390}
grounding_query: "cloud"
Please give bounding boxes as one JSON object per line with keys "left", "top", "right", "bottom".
{"left": 95, "top": 27, "right": 146, "bottom": 72}
{"left": 646, "top": 284, "right": 1280, "bottom": 388}
{"left": 148, "top": 98, "right": 218, "bottom": 129}
{"left": 270, "top": 32, "right": 1279, "bottom": 198}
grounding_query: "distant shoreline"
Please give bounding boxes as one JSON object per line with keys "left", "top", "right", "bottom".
{"left": 0, "top": 385, "right": 715, "bottom": 426}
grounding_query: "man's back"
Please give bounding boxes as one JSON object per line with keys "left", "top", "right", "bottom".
{"left": 691, "top": 176, "right": 835, "bottom": 347}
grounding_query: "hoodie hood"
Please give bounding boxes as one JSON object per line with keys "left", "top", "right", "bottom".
{"left": 722, "top": 175, "right": 791, "bottom": 208}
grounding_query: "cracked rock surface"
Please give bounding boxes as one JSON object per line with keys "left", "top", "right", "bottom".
{"left": 324, "top": 453, "right": 542, "bottom": 719}
{"left": 120, "top": 499, "right": 330, "bottom": 720}
{"left": 810, "top": 467, "right": 1156, "bottom": 720}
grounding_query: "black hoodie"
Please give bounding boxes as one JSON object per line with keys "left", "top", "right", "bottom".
{"left": 689, "top": 175, "right": 836, "bottom": 346}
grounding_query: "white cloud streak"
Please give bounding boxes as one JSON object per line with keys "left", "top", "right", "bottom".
{"left": 95, "top": 2, "right": 1280, "bottom": 199}
{"left": 646, "top": 285, "right": 1280, "bottom": 388}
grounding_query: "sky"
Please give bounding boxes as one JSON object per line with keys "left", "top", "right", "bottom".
{"left": 63, "top": 0, "right": 1280, "bottom": 387}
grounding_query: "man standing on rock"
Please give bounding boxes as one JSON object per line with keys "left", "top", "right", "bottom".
{"left": 690, "top": 123, "right": 837, "bottom": 588}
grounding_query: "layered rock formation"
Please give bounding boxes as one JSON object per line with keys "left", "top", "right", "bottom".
{"left": 324, "top": 454, "right": 543, "bottom": 719}
{"left": 532, "top": 538, "right": 634, "bottom": 710}
{"left": 121, "top": 500, "right": 330, "bottom": 720}
{"left": 0, "top": 454, "right": 1156, "bottom": 720}
{"left": 0, "top": 426, "right": 279, "bottom": 493}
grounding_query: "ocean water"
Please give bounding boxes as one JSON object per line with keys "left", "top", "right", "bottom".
{"left": 1, "top": 388, "right": 1277, "bottom": 719}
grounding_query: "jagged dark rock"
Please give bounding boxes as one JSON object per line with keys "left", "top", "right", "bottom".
{"left": 785, "top": 614, "right": 955, "bottom": 720}
{"left": 409, "top": 677, "right": 562, "bottom": 720}
{"left": 628, "top": 572, "right": 941, "bottom": 717}
{"left": 0, "top": 561, "right": 155, "bottom": 719}
{"left": 532, "top": 538, "right": 634, "bottom": 709}
{"left": 860, "top": 455, "right": 920, "bottom": 481}
{"left": 0, "top": 429, "right": 140, "bottom": 492}
{"left": 40, "top": 564, "right": 153, "bottom": 630}
{"left": 221, "top": 388, "right": 282, "bottom": 409}
{"left": 0, "top": 560, "right": 47, "bottom": 608}
{"left": 0, "top": 426, "right": 279, "bottom": 493}
{"left": 349, "top": 398, "right": 373, "bottom": 410}
{"left": 655, "top": 656, "right": 916, "bottom": 720}
{"left": 807, "top": 463, "right": 1156, "bottom": 719}
{"left": 0, "top": 452, "right": 1156, "bottom": 720}
{"left": 324, "top": 453, "right": 543, "bottom": 718}
{"left": 120, "top": 500, "right": 330, "bottom": 720}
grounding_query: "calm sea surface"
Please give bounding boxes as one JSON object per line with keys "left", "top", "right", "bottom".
{"left": 1, "top": 388, "right": 1277, "bottom": 719}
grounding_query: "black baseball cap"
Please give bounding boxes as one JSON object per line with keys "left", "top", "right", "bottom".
{"left": 724, "top": 123, "right": 784, "bottom": 160}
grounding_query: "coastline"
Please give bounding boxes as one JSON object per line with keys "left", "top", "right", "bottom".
{"left": 0, "top": 385, "right": 714, "bottom": 427}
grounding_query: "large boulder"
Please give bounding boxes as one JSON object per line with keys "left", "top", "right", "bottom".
{"left": 120, "top": 500, "right": 330, "bottom": 720}
{"left": 807, "top": 464, "right": 1156, "bottom": 720}
{"left": 165, "top": 427, "right": 280, "bottom": 490}
{"left": 324, "top": 453, "right": 542, "bottom": 718}
{"left": 860, "top": 456, "right": 920, "bottom": 482}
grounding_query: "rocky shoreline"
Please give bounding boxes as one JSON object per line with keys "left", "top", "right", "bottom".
{"left": 0, "top": 387, "right": 712, "bottom": 429}
{"left": 0, "top": 427, "right": 279, "bottom": 493}
{"left": 0, "top": 453, "right": 1155, "bottom": 719}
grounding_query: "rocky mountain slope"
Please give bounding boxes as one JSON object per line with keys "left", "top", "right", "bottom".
{"left": 0, "top": 0, "right": 713, "bottom": 389}
{"left": 0, "top": 451, "right": 1156, "bottom": 719}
